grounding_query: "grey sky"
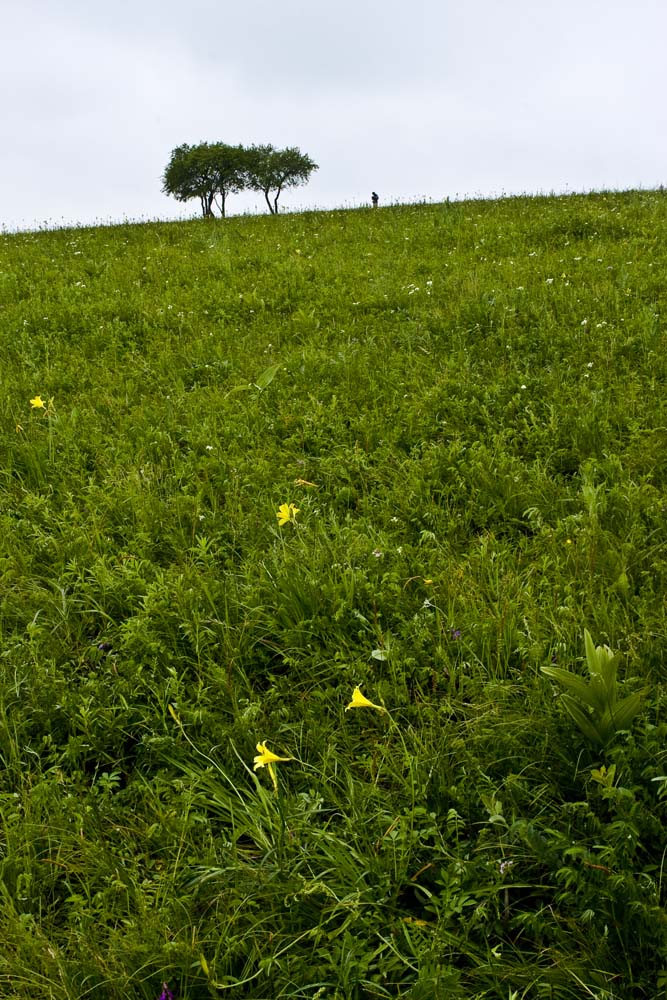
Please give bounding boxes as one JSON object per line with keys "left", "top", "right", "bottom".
{"left": 2, "top": 0, "right": 666, "bottom": 230}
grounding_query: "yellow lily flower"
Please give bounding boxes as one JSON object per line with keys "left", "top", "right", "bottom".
{"left": 30, "top": 395, "right": 45, "bottom": 409}
{"left": 345, "top": 686, "right": 386, "bottom": 713}
{"left": 276, "top": 502, "right": 299, "bottom": 526}
{"left": 253, "top": 741, "right": 293, "bottom": 791}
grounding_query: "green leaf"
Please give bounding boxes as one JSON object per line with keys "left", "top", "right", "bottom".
{"left": 541, "top": 665, "right": 598, "bottom": 708}
{"left": 584, "top": 628, "right": 598, "bottom": 674}
{"left": 608, "top": 691, "right": 644, "bottom": 732}
{"left": 254, "top": 362, "right": 281, "bottom": 390}
{"left": 589, "top": 671, "right": 614, "bottom": 714}
{"left": 585, "top": 628, "right": 620, "bottom": 689}
{"left": 561, "top": 695, "right": 604, "bottom": 744}
{"left": 224, "top": 382, "right": 253, "bottom": 399}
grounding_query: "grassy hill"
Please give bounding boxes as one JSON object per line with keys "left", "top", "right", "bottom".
{"left": 1, "top": 190, "right": 666, "bottom": 998}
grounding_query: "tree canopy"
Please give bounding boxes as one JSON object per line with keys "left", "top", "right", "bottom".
{"left": 162, "top": 142, "right": 247, "bottom": 218}
{"left": 244, "top": 145, "right": 319, "bottom": 215}
{"left": 162, "top": 142, "right": 318, "bottom": 217}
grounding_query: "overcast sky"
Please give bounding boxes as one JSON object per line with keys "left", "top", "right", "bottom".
{"left": 2, "top": 0, "right": 666, "bottom": 231}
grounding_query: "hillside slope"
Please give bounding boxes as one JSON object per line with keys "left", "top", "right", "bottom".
{"left": 1, "top": 191, "right": 666, "bottom": 998}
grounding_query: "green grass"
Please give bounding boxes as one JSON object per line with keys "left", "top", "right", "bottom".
{"left": 1, "top": 189, "right": 666, "bottom": 999}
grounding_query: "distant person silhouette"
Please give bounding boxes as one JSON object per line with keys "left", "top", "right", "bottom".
{"left": 371, "top": 191, "right": 379, "bottom": 208}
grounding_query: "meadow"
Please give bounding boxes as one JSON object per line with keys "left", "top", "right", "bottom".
{"left": 0, "top": 189, "right": 666, "bottom": 999}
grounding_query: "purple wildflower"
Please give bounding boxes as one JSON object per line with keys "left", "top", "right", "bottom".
{"left": 158, "top": 984, "right": 174, "bottom": 1000}
{"left": 449, "top": 628, "right": 462, "bottom": 640}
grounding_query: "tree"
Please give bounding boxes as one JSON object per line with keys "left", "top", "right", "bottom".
{"left": 162, "top": 143, "right": 217, "bottom": 217}
{"left": 162, "top": 142, "right": 247, "bottom": 218}
{"left": 208, "top": 143, "right": 248, "bottom": 218}
{"left": 162, "top": 142, "right": 318, "bottom": 217}
{"left": 245, "top": 145, "right": 318, "bottom": 214}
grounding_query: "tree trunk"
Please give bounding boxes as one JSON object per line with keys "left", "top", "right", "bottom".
{"left": 264, "top": 189, "right": 275, "bottom": 215}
